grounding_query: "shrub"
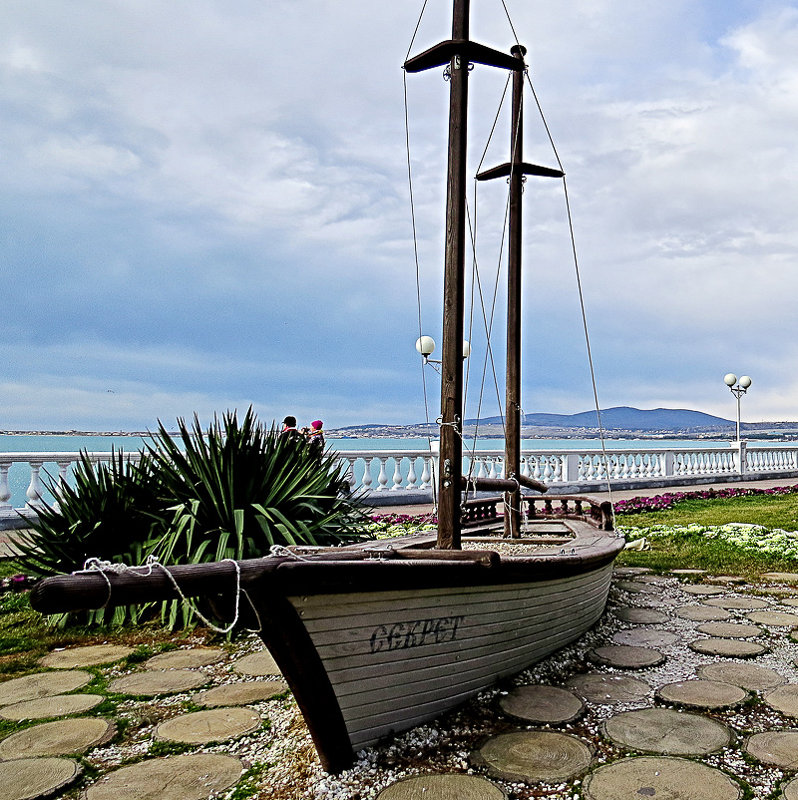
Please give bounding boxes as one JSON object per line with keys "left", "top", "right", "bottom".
{"left": 17, "top": 449, "right": 162, "bottom": 577}
{"left": 17, "top": 408, "right": 370, "bottom": 629}
{"left": 144, "top": 408, "right": 370, "bottom": 567}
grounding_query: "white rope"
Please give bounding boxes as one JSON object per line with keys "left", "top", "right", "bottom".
{"left": 76, "top": 556, "right": 257, "bottom": 634}
{"left": 269, "top": 544, "right": 314, "bottom": 561}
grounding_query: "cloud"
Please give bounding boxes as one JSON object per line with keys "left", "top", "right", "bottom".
{"left": 2, "top": 1, "right": 798, "bottom": 431}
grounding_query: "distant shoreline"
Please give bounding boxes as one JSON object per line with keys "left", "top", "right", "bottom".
{"left": 2, "top": 430, "right": 795, "bottom": 442}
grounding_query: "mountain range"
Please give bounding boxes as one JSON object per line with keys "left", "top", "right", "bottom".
{"left": 332, "top": 406, "right": 798, "bottom": 438}
{"left": 470, "top": 406, "right": 733, "bottom": 432}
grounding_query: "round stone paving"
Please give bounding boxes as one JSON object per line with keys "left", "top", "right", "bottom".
{"left": 38, "top": 644, "right": 133, "bottom": 669}
{"left": 689, "top": 638, "right": 767, "bottom": 658}
{"left": 472, "top": 730, "right": 592, "bottom": 783}
{"left": 747, "top": 610, "right": 798, "bottom": 627}
{"left": 377, "top": 774, "right": 508, "bottom": 799}
{"left": 681, "top": 584, "right": 725, "bottom": 596}
{"left": 155, "top": 707, "right": 261, "bottom": 744}
{"left": 762, "top": 572, "right": 798, "bottom": 583}
{"left": 656, "top": 679, "right": 748, "bottom": 710}
{"left": 764, "top": 685, "right": 798, "bottom": 718}
{"left": 582, "top": 755, "right": 742, "bottom": 800}
{"left": 143, "top": 647, "right": 225, "bottom": 670}
{"left": 746, "top": 731, "right": 798, "bottom": 768}
{"left": 698, "top": 662, "right": 786, "bottom": 690}
{"left": 603, "top": 708, "right": 733, "bottom": 755}
{"left": 783, "top": 776, "right": 798, "bottom": 800}
{"left": 612, "top": 628, "right": 678, "bottom": 648}
{"left": 0, "top": 670, "right": 92, "bottom": 706}
{"left": 782, "top": 597, "right": 798, "bottom": 608}
{"left": 566, "top": 673, "right": 650, "bottom": 704}
{"left": 635, "top": 575, "right": 671, "bottom": 584}
{"left": 193, "top": 680, "right": 287, "bottom": 707}
{"left": 675, "top": 605, "right": 732, "bottom": 621}
{"left": 615, "top": 580, "right": 659, "bottom": 594}
{"left": 109, "top": 669, "right": 208, "bottom": 696}
{"left": 615, "top": 567, "right": 653, "bottom": 576}
{"left": 498, "top": 685, "right": 584, "bottom": 724}
{"left": 712, "top": 575, "right": 746, "bottom": 585}
{"left": 671, "top": 569, "right": 706, "bottom": 575}
{"left": 696, "top": 621, "right": 763, "bottom": 639}
{"left": 0, "top": 693, "right": 104, "bottom": 721}
{"left": 0, "top": 717, "right": 115, "bottom": 759}
{"left": 1, "top": 756, "right": 82, "bottom": 800}
{"left": 232, "top": 650, "right": 280, "bottom": 676}
{"left": 84, "top": 753, "right": 243, "bottom": 800}
{"left": 703, "top": 597, "right": 768, "bottom": 610}
{"left": 587, "top": 645, "right": 665, "bottom": 669}
{"left": 615, "top": 607, "right": 668, "bottom": 624}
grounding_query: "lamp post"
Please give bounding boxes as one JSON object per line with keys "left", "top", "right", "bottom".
{"left": 723, "top": 373, "right": 752, "bottom": 442}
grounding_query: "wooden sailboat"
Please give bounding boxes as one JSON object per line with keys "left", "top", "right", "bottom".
{"left": 30, "top": 0, "right": 623, "bottom": 775}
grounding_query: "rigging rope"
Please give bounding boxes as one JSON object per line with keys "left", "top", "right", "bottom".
{"left": 402, "top": 1, "right": 437, "bottom": 508}
{"left": 524, "top": 71, "right": 616, "bottom": 521}
{"left": 462, "top": 73, "right": 513, "bottom": 492}
{"left": 76, "top": 556, "right": 262, "bottom": 634}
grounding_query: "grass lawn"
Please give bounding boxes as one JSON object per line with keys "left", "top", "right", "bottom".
{"left": 615, "top": 491, "right": 798, "bottom": 530}
{"left": 615, "top": 492, "right": 798, "bottom": 579}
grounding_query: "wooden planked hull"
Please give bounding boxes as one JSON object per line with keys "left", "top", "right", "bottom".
{"left": 291, "top": 563, "right": 613, "bottom": 752}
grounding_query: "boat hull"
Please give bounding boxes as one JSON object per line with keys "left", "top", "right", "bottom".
{"left": 246, "top": 545, "right": 619, "bottom": 772}
{"left": 294, "top": 564, "right": 612, "bottom": 751}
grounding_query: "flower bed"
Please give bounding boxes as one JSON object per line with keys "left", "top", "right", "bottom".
{"left": 614, "top": 484, "right": 798, "bottom": 515}
{"left": 368, "top": 512, "right": 437, "bottom": 539}
{"left": 620, "top": 522, "right": 798, "bottom": 561}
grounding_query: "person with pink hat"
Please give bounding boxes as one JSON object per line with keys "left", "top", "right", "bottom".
{"left": 307, "top": 419, "right": 325, "bottom": 458}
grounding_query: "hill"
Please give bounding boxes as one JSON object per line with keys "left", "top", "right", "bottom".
{"left": 481, "top": 406, "right": 732, "bottom": 432}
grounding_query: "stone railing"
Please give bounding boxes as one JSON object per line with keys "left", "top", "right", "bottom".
{"left": 3, "top": 443, "right": 798, "bottom": 520}
{"left": 339, "top": 441, "right": 798, "bottom": 493}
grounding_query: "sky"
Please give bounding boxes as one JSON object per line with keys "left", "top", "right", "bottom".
{"left": 2, "top": 0, "right": 798, "bottom": 431}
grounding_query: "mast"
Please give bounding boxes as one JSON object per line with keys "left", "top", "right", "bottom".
{"left": 404, "top": 2, "right": 525, "bottom": 549}
{"left": 437, "top": 0, "right": 469, "bottom": 550}
{"left": 476, "top": 48, "right": 564, "bottom": 537}
{"left": 505, "top": 45, "right": 526, "bottom": 537}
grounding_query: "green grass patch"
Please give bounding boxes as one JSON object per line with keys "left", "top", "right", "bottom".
{"left": 616, "top": 529, "right": 797, "bottom": 578}
{"left": 617, "top": 492, "right": 798, "bottom": 530}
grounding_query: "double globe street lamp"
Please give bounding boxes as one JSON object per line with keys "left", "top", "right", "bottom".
{"left": 415, "top": 336, "right": 471, "bottom": 371}
{"left": 723, "top": 373, "right": 752, "bottom": 442}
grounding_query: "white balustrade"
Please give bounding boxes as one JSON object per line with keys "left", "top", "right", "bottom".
{"left": 2, "top": 443, "right": 798, "bottom": 516}
{"left": 0, "top": 463, "right": 10, "bottom": 510}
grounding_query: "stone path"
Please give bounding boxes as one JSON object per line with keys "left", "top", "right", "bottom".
{"left": 3, "top": 569, "right": 798, "bottom": 799}
{"left": 0, "top": 640, "right": 287, "bottom": 800}
{"left": 377, "top": 567, "right": 798, "bottom": 799}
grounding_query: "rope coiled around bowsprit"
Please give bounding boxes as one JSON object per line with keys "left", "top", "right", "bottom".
{"left": 75, "top": 555, "right": 262, "bottom": 634}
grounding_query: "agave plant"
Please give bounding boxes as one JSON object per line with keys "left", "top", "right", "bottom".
{"left": 15, "top": 450, "right": 166, "bottom": 626}
{"left": 144, "top": 407, "right": 369, "bottom": 569}
{"left": 19, "top": 408, "right": 369, "bottom": 629}
{"left": 16, "top": 449, "right": 164, "bottom": 577}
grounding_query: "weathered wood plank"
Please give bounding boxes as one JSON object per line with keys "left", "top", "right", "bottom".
{"left": 335, "top": 602, "right": 603, "bottom": 716}
{"left": 324, "top": 585, "right": 609, "bottom": 694}
{"left": 341, "top": 599, "right": 606, "bottom": 747}
{"left": 294, "top": 569, "right": 606, "bottom": 628}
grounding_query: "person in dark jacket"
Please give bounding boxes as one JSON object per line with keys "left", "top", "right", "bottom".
{"left": 307, "top": 419, "right": 325, "bottom": 458}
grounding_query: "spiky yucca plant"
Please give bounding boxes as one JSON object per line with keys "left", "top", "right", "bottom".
{"left": 142, "top": 408, "right": 369, "bottom": 629}
{"left": 145, "top": 407, "right": 368, "bottom": 567}
{"left": 17, "top": 449, "right": 162, "bottom": 577}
